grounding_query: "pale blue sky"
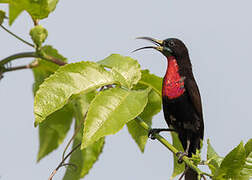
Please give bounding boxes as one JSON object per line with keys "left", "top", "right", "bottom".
{"left": 0, "top": 0, "right": 251, "bottom": 179}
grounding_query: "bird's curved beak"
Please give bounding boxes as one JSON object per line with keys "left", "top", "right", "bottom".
{"left": 133, "top": 37, "right": 172, "bottom": 56}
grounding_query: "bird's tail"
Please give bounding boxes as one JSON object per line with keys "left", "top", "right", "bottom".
{"left": 185, "top": 165, "right": 198, "bottom": 180}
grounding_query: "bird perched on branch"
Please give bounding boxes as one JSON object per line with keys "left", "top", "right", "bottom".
{"left": 134, "top": 37, "right": 204, "bottom": 180}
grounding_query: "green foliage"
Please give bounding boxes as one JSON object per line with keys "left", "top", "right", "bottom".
{"left": 127, "top": 90, "right": 161, "bottom": 152}
{"left": 206, "top": 139, "right": 252, "bottom": 180}
{"left": 0, "top": 0, "right": 59, "bottom": 25}
{"left": 215, "top": 142, "right": 246, "bottom": 179}
{"left": 240, "top": 139, "right": 252, "bottom": 179}
{"left": 138, "top": 69, "right": 162, "bottom": 96}
{"left": 64, "top": 92, "right": 105, "bottom": 179}
{"left": 82, "top": 87, "right": 151, "bottom": 149}
{"left": 64, "top": 137, "right": 105, "bottom": 180}
{"left": 244, "top": 139, "right": 252, "bottom": 157}
{"left": 240, "top": 152, "right": 252, "bottom": 179}
{"left": 0, "top": 10, "right": 6, "bottom": 25}
{"left": 127, "top": 70, "right": 162, "bottom": 152}
{"left": 207, "top": 139, "right": 223, "bottom": 175}
{"left": 30, "top": 25, "right": 48, "bottom": 47}
{"left": 32, "top": 45, "right": 67, "bottom": 92}
{"left": 98, "top": 54, "right": 141, "bottom": 89}
{"left": 41, "top": 45, "right": 67, "bottom": 62}
{"left": 34, "top": 61, "right": 115, "bottom": 125}
{"left": 191, "top": 149, "right": 202, "bottom": 165}
{"left": 32, "top": 46, "right": 71, "bottom": 161}
{"left": 38, "top": 104, "right": 73, "bottom": 161}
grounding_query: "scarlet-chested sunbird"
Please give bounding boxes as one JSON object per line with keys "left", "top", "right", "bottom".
{"left": 134, "top": 37, "right": 204, "bottom": 180}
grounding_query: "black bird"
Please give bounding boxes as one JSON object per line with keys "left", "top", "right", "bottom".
{"left": 134, "top": 37, "right": 204, "bottom": 180}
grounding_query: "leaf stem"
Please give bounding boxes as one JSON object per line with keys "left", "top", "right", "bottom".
{"left": 0, "top": 25, "right": 34, "bottom": 47}
{"left": 62, "top": 113, "right": 86, "bottom": 160}
{"left": 135, "top": 116, "right": 212, "bottom": 179}
{"left": 41, "top": 52, "right": 67, "bottom": 66}
{"left": 48, "top": 143, "right": 81, "bottom": 180}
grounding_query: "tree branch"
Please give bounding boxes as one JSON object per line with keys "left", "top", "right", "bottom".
{"left": 135, "top": 116, "right": 212, "bottom": 179}
{"left": 3, "top": 61, "right": 39, "bottom": 72}
{"left": 0, "top": 51, "right": 67, "bottom": 69}
{"left": 0, "top": 52, "right": 39, "bottom": 66}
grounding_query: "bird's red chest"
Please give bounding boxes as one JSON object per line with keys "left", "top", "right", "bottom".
{"left": 162, "top": 56, "right": 185, "bottom": 99}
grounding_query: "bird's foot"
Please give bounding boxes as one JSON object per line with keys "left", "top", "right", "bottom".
{"left": 148, "top": 128, "right": 161, "bottom": 140}
{"left": 148, "top": 128, "right": 177, "bottom": 140}
{"left": 176, "top": 151, "right": 188, "bottom": 164}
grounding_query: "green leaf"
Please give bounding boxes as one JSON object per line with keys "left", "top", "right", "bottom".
{"left": 170, "top": 131, "right": 185, "bottom": 179}
{"left": 64, "top": 91, "right": 105, "bottom": 180}
{"left": 138, "top": 69, "right": 162, "bottom": 96}
{"left": 126, "top": 70, "right": 162, "bottom": 152}
{"left": 32, "top": 60, "right": 58, "bottom": 93}
{"left": 37, "top": 103, "right": 73, "bottom": 161}
{"left": 63, "top": 137, "right": 105, "bottom": 180}
{"left": 214, "top": 141, "right": 246, "bottom": 179}
{"left": 244, "top": 139, "right": 252, "bottom": 157}
{"left": 0, "top": 0, "right": 59, "bottom": 25}
{"left": 32, "top": 45, "right": 67, "bottom": 93}
{"left": 34, "top": 61, "right": 115, "bottom": 125}
{"left": 240, "top": 152, "right": 252, "bottom": 180}
{"left": 71, "top": 91, "right": 97, "bottom": 122}
{"left": 30, "top": 25, "right": 48, "bottom": 47}
{"left": 98, "top": 54, "right": 141, "bottom": 89}
{"left": 32, "top": 49, "right": 72, "bottom": 161}
{"left": 82, "top": 87, "right": 150, "bottom": 149}
{"left": 240, "top": 139, "right": 252, "bottom": 179}
{"left": 0, "top": 10, "right": 6, "bottom": 25}
{"left": 127, "top": 89, "right": 161, "bottom": 152}
{"left": 207, "top": 139, "right": 223, "bottom": 175}
{"left": 41, "top": 45, "right": 67, "bottom": 62}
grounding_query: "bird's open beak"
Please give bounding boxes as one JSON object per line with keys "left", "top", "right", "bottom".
{"left": 133, "top": 37, "right": 164, "bottom": 53}
{"left": 133, "top": 37, "right": 173, "bottom": 56}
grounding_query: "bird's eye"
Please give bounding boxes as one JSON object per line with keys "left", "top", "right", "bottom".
{"left": 169, "top": 41, "right": 175, "bottom": 47}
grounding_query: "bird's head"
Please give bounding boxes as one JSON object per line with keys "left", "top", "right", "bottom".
{"left": 134, "top": 37, "right": 188, "bottom": 59}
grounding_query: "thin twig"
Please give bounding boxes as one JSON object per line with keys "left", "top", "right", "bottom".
{"left": 0, "top": 25, "right": 34, "bottom": 47}
{"left": 48, "top": 143, "right": 81, "bottom": 180}
{"left": 60, "top": 163, "right": 77, "bottom": 170}
{"left": 62, "top": 113, "right": 87, "bottom": 160}
{"left": 61, "top": 84, "right": 105, "bottom": 161}
{"left": 3, "top": 61, "right": 39, "bottom": 72}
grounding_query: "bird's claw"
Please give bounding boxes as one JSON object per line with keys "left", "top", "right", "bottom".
{"left": 148, "top": 129, "right": 160, "bottom": 140}
{"left": 176, "top": 151, "right": 188, "bottom": 164}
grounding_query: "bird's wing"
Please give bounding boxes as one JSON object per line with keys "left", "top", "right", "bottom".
{"left": 185, "top": 78, "right": 204, "bottom": 141}
{"left": 185, "top": 78, "right": 203, "bottom": 119}
{"left": 185, "top": 77, "right": 204, "bottom": 139}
